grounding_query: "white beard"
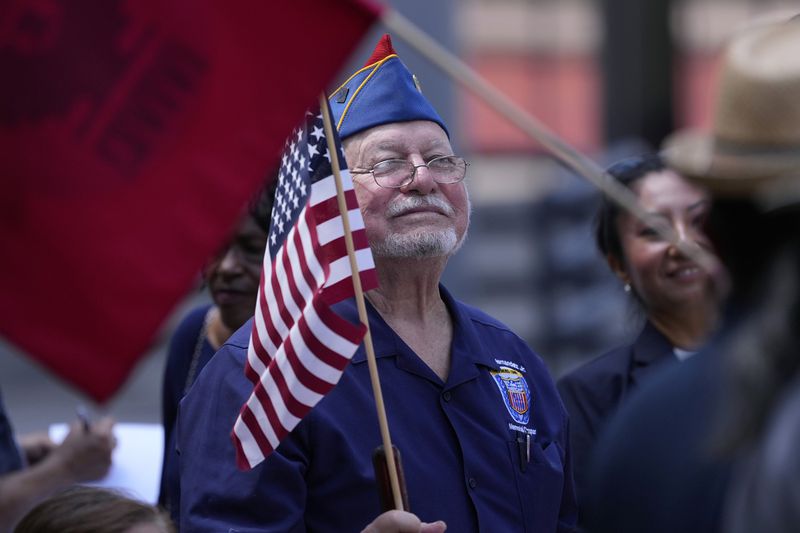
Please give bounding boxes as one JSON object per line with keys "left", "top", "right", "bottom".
{"left": 370, "top": 194, "right": 470, "bottom": 258}
{"left": 372, "top": 228, "right": 460, "bottom": 258}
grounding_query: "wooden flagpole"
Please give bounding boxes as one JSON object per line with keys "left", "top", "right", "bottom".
{"left": 318, "top": 94, "right": 405, "bottom": 511}
{"left": 382, "top": 9, "right": 721, "bottom": 276}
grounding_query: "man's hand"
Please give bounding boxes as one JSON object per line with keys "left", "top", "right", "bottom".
{"left": 361, "top": 510, "right": 447, "bottom": 533}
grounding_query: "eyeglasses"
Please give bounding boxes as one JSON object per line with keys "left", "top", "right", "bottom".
{"left": 351, "top": 155, "right": 469, "bottom": 189}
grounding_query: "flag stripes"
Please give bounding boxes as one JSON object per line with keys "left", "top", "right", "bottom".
{"left": 232, "top": 105, "right": 377, "bottom": 469}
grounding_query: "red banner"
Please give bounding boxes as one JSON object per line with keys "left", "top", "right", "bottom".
{"left": 0, "top": 0, "right": 379, "bottom": 402}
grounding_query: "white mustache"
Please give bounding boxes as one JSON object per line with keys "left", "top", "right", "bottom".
{"left": 385, "top": 195, "right": 456, "bottom": 217}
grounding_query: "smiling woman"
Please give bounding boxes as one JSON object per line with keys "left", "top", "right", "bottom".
{"left": 556, "top": 153, "right": 727, "bottom": 516}
{"left": 608, "top": 166, "right": 717, "bottom": 332}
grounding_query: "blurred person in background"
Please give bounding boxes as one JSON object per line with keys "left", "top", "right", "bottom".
{"left": 674, "top": 16, "right": 800, "bottom": 533}
{"left": 15, "top": 486, "right": 173, "bottom": 533}
{"left": 584, "top": 15, "right": 800, "bottom": 533}
{"left": 159, "top": 181, "right": 274, "bottom": 516}
{"left": 713, "top": 160, "right": 800, "bottom": 533}
{"left": 557, "top": 153, "right": 725, "bottom": 510}
{"left": 0, "top": 403, "right": 114, "bottom": 531}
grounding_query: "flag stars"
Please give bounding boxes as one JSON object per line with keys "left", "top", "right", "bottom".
{"left": 233, "top": 107, "right": 377, "bottom": 468}
{"left": 308, "top": 143, "right": 328, "bottom": 163}
{"left": 269, "top": 111, "right": 340, "bottom": 254}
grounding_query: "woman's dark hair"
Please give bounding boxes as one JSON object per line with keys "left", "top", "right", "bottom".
{"left": 15, "top": 486, "right": 174, "bottom": 533}
{"left": 595, "top": 153, "right": 666, "bottom": 262}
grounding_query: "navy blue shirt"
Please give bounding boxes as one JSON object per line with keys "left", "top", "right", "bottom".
{"left": 178, "top": 286, "right": 576, "bottom": 532}
{"left": 584, "top": 348, "right": 732, "bottom": 533}
{"left": 160, "top": 304, "right": 215, "bottom": 515}
{"left": 557, "top": 321, "right": 677, "bottom": 508}
{"left": 0, "top": 389, "right": 22, "bottom": 475}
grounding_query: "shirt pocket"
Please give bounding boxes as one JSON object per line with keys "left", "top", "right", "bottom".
{"left": 506, "top": 439, "right": 565, "bottom": 533}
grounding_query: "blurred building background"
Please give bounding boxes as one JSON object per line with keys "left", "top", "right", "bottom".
{"left": 2, "top": 0, "right": 797, "bottom": 433}
{"left": 445, "top": 0, "right": 797, "bottom": 375}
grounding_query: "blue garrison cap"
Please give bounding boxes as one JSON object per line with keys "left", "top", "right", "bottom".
{"left": 329, "top": 34, "right": 448, "bottom": 140}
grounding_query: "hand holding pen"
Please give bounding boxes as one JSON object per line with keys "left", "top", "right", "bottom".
{"left": 76, "top": 405, "right": 92, "bottom": 432}
{"left": 48, "top": 408, "right": 116, "bottom": 483}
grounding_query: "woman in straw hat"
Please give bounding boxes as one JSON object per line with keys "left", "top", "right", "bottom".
{"left": 584, "top": 15, "right": 800, "bottom": 533}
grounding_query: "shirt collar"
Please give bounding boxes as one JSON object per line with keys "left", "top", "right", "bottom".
{"left": 349, "top": 285, "right": 500, "bottom": 377}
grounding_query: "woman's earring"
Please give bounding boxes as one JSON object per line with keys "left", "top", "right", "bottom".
{"left": 623, "top": 283, "right": 631, "bottom": 293}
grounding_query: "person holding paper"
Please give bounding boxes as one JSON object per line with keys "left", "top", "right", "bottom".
{"left": 177, "top": 34, "right": 576, "bottom": 532}
{"left": 0, "top": 393, "right": 114, "bottom": 531}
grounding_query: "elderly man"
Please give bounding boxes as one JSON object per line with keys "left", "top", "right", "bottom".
{"left": 177, "top": 35, "right": 576, "bottom": 532}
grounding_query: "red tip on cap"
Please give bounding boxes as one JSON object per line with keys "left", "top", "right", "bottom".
{"left": 363, "top": 34, "right": 397, "bottom": 67}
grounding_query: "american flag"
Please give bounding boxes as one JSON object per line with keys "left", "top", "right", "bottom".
{"left": 232, "top": 103, "right": 378, "bottom": 469}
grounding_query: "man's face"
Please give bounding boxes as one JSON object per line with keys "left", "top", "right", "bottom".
{"left": 343, "top": 120, "right": 470, "bottom": 258}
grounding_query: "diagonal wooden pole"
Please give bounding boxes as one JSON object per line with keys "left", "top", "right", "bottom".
{"left": 382, "top": 8, "right": 722, "bottom": 276}
{"left": 318, "top": 94, "right": 404, "bottom": 511}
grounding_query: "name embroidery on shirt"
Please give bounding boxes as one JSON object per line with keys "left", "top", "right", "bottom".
{"left": 490, "top": 366, "right": 531, "bottom": 425}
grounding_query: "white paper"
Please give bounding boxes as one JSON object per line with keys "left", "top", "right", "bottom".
{"left": 49, "top": 422, "right": 164, "bottom": 504}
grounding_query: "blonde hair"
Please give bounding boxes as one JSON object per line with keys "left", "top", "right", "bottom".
{"left": 15, "top": 486, "right": 174, "bottom": 533}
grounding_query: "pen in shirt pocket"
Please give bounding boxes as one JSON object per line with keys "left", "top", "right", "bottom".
{"left": 515, "top": 431, "right": 530, "bottom": 472}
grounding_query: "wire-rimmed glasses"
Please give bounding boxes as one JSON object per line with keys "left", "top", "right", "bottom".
{"left": 351, "top": 155, "right": 468, "bottom": 189}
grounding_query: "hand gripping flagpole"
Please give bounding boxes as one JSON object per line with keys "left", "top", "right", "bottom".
{"left": 318, "top": 94, "right": 406, "bottom": 512}
{"left": 382, "top": 9, "right": 722, "bottom": 277}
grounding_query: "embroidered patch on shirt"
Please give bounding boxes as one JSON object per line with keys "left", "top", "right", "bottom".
{"left": 490, "top": 366, "right": 531, "bottom": 425}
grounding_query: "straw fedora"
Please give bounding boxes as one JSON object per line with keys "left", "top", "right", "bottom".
{"left": 663, "top": 16, "right": 800, "bottom": 209}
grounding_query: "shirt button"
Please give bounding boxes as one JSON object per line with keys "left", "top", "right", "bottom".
{"left": 468, "top": 477, "right": 477, "bottom": 489}
{"left": 442, "top": 391, "right": 452, "bottom": 402}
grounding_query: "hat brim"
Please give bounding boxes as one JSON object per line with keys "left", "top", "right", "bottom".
{"left": 663, "top": 129, "right": 800, "bottom": 205}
